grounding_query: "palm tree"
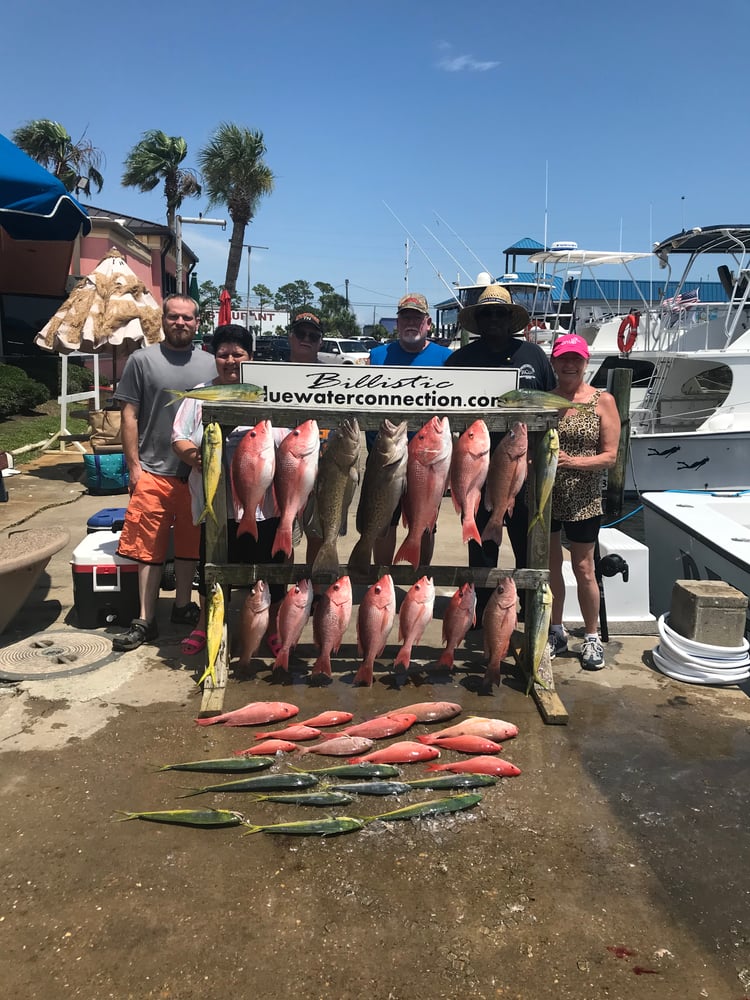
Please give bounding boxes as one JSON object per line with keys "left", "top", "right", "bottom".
{"left": 12, "top": 119, "right": 104, "bottom": 195}
{"left": 122, "top": 130, "right": 201, "bottom": 231}
{"left": 198, "top": 123, "right": 274, "bottom": 295}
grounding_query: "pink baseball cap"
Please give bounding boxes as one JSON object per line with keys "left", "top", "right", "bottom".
{"left": 551, "top": 334, "right": 590, "bottom": 359}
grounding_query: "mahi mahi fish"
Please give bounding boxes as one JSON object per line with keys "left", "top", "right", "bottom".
{"left": 349, "top": 419, "right": 408, "bottom": 573}
{"left": 527, "top": 427, "right": 559, "bottom": 532}
{"left": 196, "top": 581, "right": 224, "bottom": 687}
{"left": 199, "top": 421, "right": 223, "bottom": 525}
{"left": 497, "top": 389, "right": 583, "bottom": 410}
{"left": 166, "top": 383, "right": 263, "bottom": 405}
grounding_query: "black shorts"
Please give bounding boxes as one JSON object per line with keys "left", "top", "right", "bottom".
{"left": 550, "top": 514, "right": 601, "bottom": 544}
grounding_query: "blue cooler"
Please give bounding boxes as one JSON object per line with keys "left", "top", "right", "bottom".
{"left": 71, "top": 531, "right": 139, "bottom": 627}
{"left": 86, "top": 507, "right": 128, "bottom": 533}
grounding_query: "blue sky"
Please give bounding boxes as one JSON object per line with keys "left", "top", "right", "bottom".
{"left": 2, "top": 0, "right": 747, "bottom": 326}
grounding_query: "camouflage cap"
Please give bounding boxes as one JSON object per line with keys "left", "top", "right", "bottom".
{"left": 397, "top": 293, "right": 430, "bottom": 315}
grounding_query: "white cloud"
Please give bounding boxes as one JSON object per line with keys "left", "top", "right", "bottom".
{"left": 436, "top": 42, "right": 499, "bottom": 73}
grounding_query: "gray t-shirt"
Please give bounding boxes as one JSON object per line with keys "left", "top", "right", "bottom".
{"left": 114, "top": 343, "right": 216, "bottom": 476}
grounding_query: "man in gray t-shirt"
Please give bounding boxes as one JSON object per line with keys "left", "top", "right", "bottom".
{"left": 112, "top": 294, "right": 216, "bottom": 652}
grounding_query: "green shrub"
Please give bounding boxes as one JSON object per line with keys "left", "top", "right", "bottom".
{"left": 0, "top": 364, "right": 50, "bottom": 419}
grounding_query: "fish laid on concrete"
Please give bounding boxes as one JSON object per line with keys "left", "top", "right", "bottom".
{"left": 364, "top": 792, "right": 482, "bottom": 823}
{"left": 348, "top": 419, "right": 408, "bottom": 573}
{"left": 292, "top": 762, "right": 400, "bottom": 779}
{"left": 312, "top": 574, "right": 353, "bottom": 678}
{"left": 117, "top": 808, "right": 245, "bottom": 827}
{"left": 404, "top": 773, "right": 498, "bottom": 791}
{"left": 254, "top": 724, "right": 321, "bottom": 742}
{"left": 482, "top": 578, "right": 518, "bottom": 688}
{"left": 348, "top": 741, "right": 440, "bottom": 765}
{"left": 417, "top": 734, "right": 504, "bottom": 755}
{"left": 333, "top": 781, "right": 412, "bottom": 796}
{"left": 309, "top": 417, "right": 361, "bottom": 576}
{"left": 298, "top": 710, "right": 354, "bottom": 728}
{"left": 437, "top": 583, "right": 476, "bottom": 670}
{"left": 231, "top": 419, "right": 275, "bottom": 540}
{"left": 375, "top": 701, "right": 462, "bottom": 724}
{"left": 297, "top": 735, "right": 375, "bottom": 757}
{"left": 527, "top": 427, "right": 559, "bottom": 532}
{"left": 178, "top": 772, "right": 318, "bottom": 798}
{"left": 237, "top": 580, "right": 271, "bottom": 669}
{"left": 195, "top": 700, "right": 299, "bottom": 728}
{"left": 273, "top": 579, "right": 314, "bottom": 671}
{"left": 158, "top": 756, "right": 275, "bottom": 774}
{"left": 423, "top": 716, "right": 519, "bottom": 743}
{"left": 234, "top": 739, "right": 299, "bottom": 755}
{"left": 340, "top": 713, "right": 418, "bottom": 740}
{"left": 248, "top": 789, "right": 354, "bottom": 807}
{"left": 481, "top": 421, "right": 528, "bottom": 546}
{"left": 450, "top": 419, "right": 490, "bottom": 545}
{"left": 199, "top": 421, "right": 223, "bottom": 525}
{"left": 272, "top": 419, "right": 320, "bottom": 558}
{"left": 426, "top": 756, "right": 521, "bottom": 777}
{"left": 395, "top": 416, "right": 452, "bottom": 569}
{"left": 394, "top": 575, "right": 435, "bottom": 671}
{"left": 196, "top": 581, "right": 224, "bottom": 687}
{"left": 242, "top": 816, "right": 365, "bottom": 837}
{"left": 354, "top": 573, "right": 396, "bottom": 687}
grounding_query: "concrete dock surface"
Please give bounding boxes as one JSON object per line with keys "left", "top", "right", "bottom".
{"left": 0, "top": 449, "right": 749, "bottom": 999}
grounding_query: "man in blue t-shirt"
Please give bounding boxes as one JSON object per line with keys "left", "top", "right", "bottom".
{"left": 369, "top": 293, "right": 453, "bottom": 565}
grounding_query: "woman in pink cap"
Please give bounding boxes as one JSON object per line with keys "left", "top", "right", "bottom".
{"left": 547, "top": 334, "right": 621, "bottom": 670}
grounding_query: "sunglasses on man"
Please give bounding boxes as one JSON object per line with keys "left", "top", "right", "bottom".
{"left": 293, "top": 328, "right": 322, "bottom": 343}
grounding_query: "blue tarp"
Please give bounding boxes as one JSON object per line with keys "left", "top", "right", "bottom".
{"left": 0, "top": 133, "right": 91, "bottom": 241}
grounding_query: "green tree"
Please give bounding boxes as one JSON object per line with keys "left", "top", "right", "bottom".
{"left": 198, "top": 280, "right": 221, "bottom": 335}
{"left": 198, "top": 123, "right": 274, "bottom": 296}
{"left": 371, "top": 323, "right": 390, "bottom": 341}
{"left": 12, "top": 119, "right": 104, "bottom": 194}
{"left": 122, "top": 130, "right": 200, "bottom": 231}
{"left": 274, "top": 280, "right": 313, "bottom": 316}
{"left": 252, "top": 283, "right": 273, "bottom": 313}
{"left": 316, "top": 288, "right": 360, "bottom": 337}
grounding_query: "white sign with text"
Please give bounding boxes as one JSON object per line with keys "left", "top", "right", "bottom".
{"left": 239, "top": 363, "right": 519, "bottom": 413}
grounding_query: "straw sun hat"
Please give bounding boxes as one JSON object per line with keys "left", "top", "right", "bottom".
{"left": 457, "top": 283, "right": 530, "bottom": 335}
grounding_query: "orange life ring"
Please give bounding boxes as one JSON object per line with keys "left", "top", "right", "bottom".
{"left": 617, "top": 314, "right": 639, "bottom": 354}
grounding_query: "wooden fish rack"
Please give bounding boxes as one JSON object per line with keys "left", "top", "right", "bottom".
{"left": 199, "top": 402, "right": 568, "bottom": 724}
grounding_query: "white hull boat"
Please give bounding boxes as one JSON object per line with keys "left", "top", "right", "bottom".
{"left": 641, "top": 489, "right": 750, "bottom": 624}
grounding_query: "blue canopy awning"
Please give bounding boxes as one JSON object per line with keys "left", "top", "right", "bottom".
{"left": 0, "top": 133, "right": 91, "bottom": 241}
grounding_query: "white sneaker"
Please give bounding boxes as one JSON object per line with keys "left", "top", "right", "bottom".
{"left": 581, "top": 636, "right": 605, "bottom": 670}
{"left": 548, "top": 630, "right": 568, "bottom": 660}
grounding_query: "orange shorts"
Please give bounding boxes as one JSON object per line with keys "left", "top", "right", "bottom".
{"left": 118, "top": 471, "right": 200, "bottom": 565}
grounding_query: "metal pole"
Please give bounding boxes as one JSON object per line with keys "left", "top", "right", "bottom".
{"left": 240, "top": 243, "right": 269, "bottom": 337}
{"left": 175, "top": 215, "right": 183, "bottom": 293}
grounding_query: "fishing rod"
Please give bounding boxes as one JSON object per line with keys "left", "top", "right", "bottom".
{"left": 432, "top": 211, "right": 491, "bottom": 276}
{"left": 382, "top": 201, "right": 462, "bottom": 305}
{"left": 423, "top": 225, "right": 474, "bottom": 284}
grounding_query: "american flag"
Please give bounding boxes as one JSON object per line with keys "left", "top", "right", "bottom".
{"left": 672, "top": 288, "right": 699, "bottom": 308}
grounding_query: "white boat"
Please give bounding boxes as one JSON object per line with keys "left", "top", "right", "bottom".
{"left": 641, "top": 489, "right": 750, "bottom": 626}
{"left": 533, "top": 228, "right": 750, "bottom": 491}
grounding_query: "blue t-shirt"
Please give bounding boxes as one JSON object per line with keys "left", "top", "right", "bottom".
{"left": 369, "top": 340, "right": 453, "bottom": 367}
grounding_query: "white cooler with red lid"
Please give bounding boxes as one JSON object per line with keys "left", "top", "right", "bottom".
{"left": 71, "top": 531, "right": 139, "bottom": 628}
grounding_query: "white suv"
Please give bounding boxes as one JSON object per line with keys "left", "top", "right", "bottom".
{"left": 318, "top": 338, "right": 371, "bottom": 365}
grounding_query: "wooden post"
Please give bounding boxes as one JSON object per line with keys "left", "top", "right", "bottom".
{"left": 605, "top": 367, "right": 632, "bottom": 520}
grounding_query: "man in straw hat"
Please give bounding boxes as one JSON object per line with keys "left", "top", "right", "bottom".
{"left": 446, "top": 283, "right": 555, "bottom": 620}
{"left": 368, "top": 292, "right": 453, "bottom": 565}
{"left": 111, "top": 293, "right": 217, "bottom": 652}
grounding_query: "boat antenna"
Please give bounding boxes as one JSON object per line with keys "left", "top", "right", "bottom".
{"left": 543, "top": 161, "right": 549, "bottom": 251}
{"left": 423, "top": 224, "right": 474, "bottom": 283}
{"left": 383, "top": 201, "right": 462, "bottom": 304}
{"left": 432, "top": 211, "right": 490, "bottom": 275}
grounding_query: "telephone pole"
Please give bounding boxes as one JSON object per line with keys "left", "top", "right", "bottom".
{"left": 241, "top": 244, "right": 269, "bottom": 333}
